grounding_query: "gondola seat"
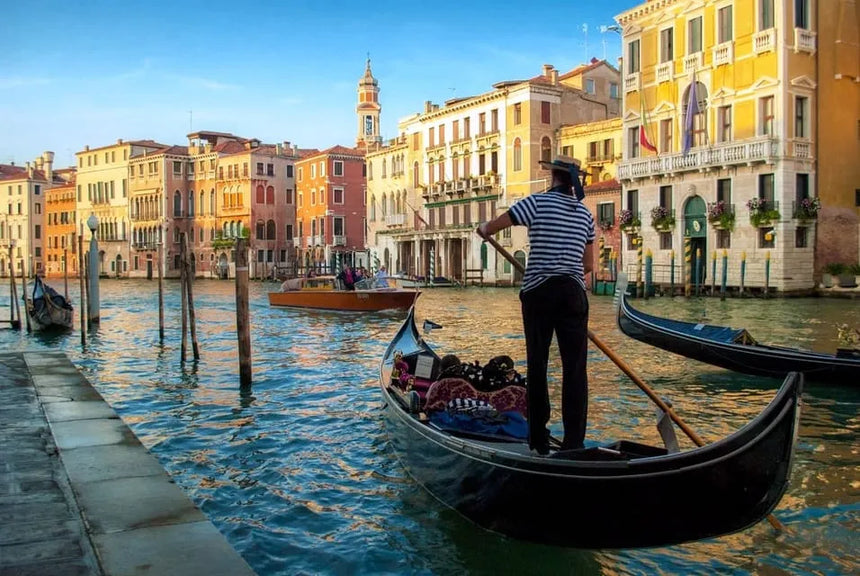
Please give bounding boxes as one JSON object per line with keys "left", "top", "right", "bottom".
{"left": 425, "top": 378, "right": 528, "bottom": 417}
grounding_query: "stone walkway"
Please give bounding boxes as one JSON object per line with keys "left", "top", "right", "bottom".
{"left": 0, "top": 351, "right": 256, "bottom": 576}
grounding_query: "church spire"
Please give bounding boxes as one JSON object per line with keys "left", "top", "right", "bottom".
{"left": 356, "top": 55, "right": 381, "bottom": 148}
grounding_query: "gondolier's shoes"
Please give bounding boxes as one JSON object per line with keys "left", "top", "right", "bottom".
{"left": 529, "top": 430, "right": 551, "bottom": 456}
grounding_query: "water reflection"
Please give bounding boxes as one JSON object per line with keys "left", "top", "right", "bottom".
{"left": 0, "top": 279, "right": 857, "bottom": 575}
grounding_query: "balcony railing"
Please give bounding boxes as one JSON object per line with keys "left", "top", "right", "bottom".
{"left": 618, "top": 137, "right": 778, "bottom": 181}
{"left": 305, "top": 237, "right": 313, "bottom": 248}
{"left": 795, "top": 28, "right": 816, "bottom": 53}
{"left": 754, "top": 29, "right": 775, "bottom": 54}
{"left": 656, "top": 62, "right": 673, "bottom": 83}
{"left": 385, "top": 213, "right": 405, "bottom": 226}
{"left": 792, "top": 140, "right": 812, "bottom": 159}
{"left": 683, "top": 52, "right": 704, "bottom": 74}
{"left": 292, "top": 236, "right": 300, "bottom": 245}
{"left": 314, "top": 235, "right": 324, "bottom": 246}
{"left": 713, "top": 42, "right": 734, "bottom": 66}
{"left": 333, "top": 235, "right": 346, "bottom": 246}
{"left": 624, "top": 72, "right": 640, "bottom": 93}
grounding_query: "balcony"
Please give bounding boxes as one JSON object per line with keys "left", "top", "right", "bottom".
{"left": 333, "top": 235, "right": 346, "bottom": 246}
{"left": 791, "top": 140, "right": 812, "bottom": 159}
{"left": 624, "top": 72, "right": 640, "bottom": 93}
{"left": 656, "top": 62, "right": 673, "bottom": 84}
{"left": 754, "top": 29, "right": 775, "bottom": 54}
{"left": 292, "top": 236, "right": 300, "bottom": 245}
{"left": 795, "top": 28, "right": 816, "bottom": 53}
{"left": 617, "top": 137, "right": 779, "bottom": 181}
{"left": 712, "top": 42, "right": 734, "bottom": 67}
{"left": 683, "top": 52, "right": 704, "bottom": 74}
{"left": 385, "top": 213, "right": 405, "bottom": 226}
{"left": 305, "top": 237, "right": 313, "bottom": 248}
{"left": 314, "top": 235, "right": 324, "bottom": 246}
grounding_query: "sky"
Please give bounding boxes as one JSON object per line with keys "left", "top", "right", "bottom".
{"left": 0, "top": 0, "right": 634, "bottom": 168}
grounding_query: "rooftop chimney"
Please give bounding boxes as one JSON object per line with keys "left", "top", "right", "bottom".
{"left": 43, "top": 151, "right": 54, "bottom": 182}
{"left": 551, "top": 69, "right": 559, "bottom": 85}
{"left": 543, "top": 64, "right": 554, "bottom": 78}
{"left": 424, "top": 100, "right": 433, "bottom": 113}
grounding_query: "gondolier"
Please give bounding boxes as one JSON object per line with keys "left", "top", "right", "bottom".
{"left": 478, "top": 155, "right": 595, "bottom": 454}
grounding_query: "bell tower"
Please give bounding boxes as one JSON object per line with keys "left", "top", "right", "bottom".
{"left": 356, "top": 56, "right": 382, "bottom": 149}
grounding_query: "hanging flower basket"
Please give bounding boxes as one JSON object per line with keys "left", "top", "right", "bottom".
{"left": 707, "top": 201, "right": 736, "bottom": 231}
{"left": 793, "top": 197, "right": 821, "bottom": 221}
{"left": 618, "top": 209, "right": 640, "bottom": 233}
{"left": 650, "top": 206, "right": 675, "bottom": 232}
{"left": 748, "top": 198, "right": 780, "bottom": 227}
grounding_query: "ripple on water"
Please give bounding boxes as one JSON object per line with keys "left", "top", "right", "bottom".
{"left": 0, "top": 280, "right": 857, "bottom": 575}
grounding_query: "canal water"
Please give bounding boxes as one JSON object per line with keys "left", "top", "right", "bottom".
{"left": 0, "top": 279, "right": 857, "bottom": 575}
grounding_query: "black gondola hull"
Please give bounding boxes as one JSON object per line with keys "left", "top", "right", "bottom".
{"left": 617, "top": 294, "right": 860, "bottom": 382}
{"left": 380, "top": 308, "right": 802, "bottom": 549}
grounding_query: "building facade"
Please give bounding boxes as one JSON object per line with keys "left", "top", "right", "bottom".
{"left": 367, "top": 62, "right": 620, "bottom": 284}
{"left": 0, "top": 152, "right": 65, "bottom": 278}
{"left": 295, "top": 146, "right": 367, "bottom": 272}
{"left": 44, "top": 169, "right": 78, "bottom": 278}
{"left": 615, "top": 0, "right": 858, "bottom": 292}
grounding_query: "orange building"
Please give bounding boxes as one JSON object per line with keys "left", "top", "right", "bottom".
{"left": 295, "top": 146, "right": 367, "bottom": 272}
{"left": 44, "top": 169, "right": 78, "bottom": 278}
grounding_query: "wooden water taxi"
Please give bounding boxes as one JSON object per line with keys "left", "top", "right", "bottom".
{"left": 268, "top": 276, "right": 419, "bottom": 312}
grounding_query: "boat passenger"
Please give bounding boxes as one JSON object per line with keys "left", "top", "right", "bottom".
{"left": 280, "top": 277, "right": 303, "bottom": 291}
{"left": 478, "top": 154, "right": 594, "bottom": 455}
{"left": 375, "top": 265, "right": 389, "bottom": 288}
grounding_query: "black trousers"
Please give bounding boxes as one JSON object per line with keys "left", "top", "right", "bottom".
{"left": 519, "top": 276, "right": 589, "bottom": 449}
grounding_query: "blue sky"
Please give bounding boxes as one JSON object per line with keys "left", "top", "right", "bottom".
{"left": 1, "top": 0, "right": 633, "bottom": 167}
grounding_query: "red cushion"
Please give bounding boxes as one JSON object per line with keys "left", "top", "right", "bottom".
{"left": 425, "top": 378, "right": 528, "bottom": 417}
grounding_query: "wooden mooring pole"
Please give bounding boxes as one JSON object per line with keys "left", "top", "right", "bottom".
{"left": 235, "top": 238, "right": 252, "bottom": 388}
{"left": 8, "top": 245, "right": 21, "bottom": 330}
{"left": 63, "top": 249, "right": 69, "bottom": 299}
{"left": 181, "top": 233, "right": 200, "bottom": 360}
{"left": 157, "top": 243, "right": 164, "bottom": 341}
{"left": 180, "top": 235, "right": 188, "bottom": 362}
{"left": 78, "top": 233, "right": 86, "bottom": 345}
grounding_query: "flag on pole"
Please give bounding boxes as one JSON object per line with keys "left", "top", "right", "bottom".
{"left": 682, "top": 72, "right": 700, "bottom": 156}
{"left": 639, "top": 99, "right": 658, "bottom": 154}
{"left": 413, "top": 208, "right": 429, "bottom": 230}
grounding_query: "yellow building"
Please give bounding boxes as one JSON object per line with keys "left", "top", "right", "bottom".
{"left": 367, "top": 62, "right": 620, "bottom": 284}
{"left": 557, "top": 117, "right": 624, "bottom": 275}
{"left": 615, "top": 0, "right": 859, "bottom": 293}
{"left": 44, "top": 169, "right": 78, "bottom": 279}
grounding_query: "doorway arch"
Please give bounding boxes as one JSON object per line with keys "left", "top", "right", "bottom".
{"left": 683, "top": 195, "right": 707, "bottom": 285}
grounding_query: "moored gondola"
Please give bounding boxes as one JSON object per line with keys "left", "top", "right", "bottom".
{"left": 27, "top": 275, "right": 74, "bottom": 331}
{"left": 380, "top": 307, "right": 802, "bottom": 549}
{"left": 616, "top": 287, "right": 860, "bottom": 383}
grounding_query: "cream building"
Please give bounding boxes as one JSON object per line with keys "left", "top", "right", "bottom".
{"left": 76, "top": 139, "right": 164, "bottom": 277}
{"left": 367, "top": 62, "right": 620, "bottom": 284}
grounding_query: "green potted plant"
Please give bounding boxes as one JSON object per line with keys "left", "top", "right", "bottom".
{"left": 837, "top": 263, "right": 857, "bottom": 288}
{"left": 619, "top": 209, "right": 641, "bottom": 233}
{"left": 823, "top": 262, "right": 845, "bottom": 288}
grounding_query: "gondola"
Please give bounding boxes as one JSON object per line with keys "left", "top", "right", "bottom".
{"left": 27, "top": 275, "right": 74, "bottom": 331}
{"left": 616, "top": 288, "right": 860, "bottom": 382}
{"left": 379, "top": 307, "right": 802, "bottom": 549}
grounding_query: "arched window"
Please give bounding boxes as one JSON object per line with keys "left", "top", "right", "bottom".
{"left": 413, "top": 162, "right": 420, "bottom": 188}
{"left": 541, "top": 137, "right": 552, "bottom": 163}
{"left": 381, "top": 193, "right": 387, "bottom": 217}
{"left": 382, "top": 159, "right": 387, "bottom": 178}
{"left": 256, "top": 220, "right": 265, "bottom": 239}
{"left": 173, "top": 191, "right": 182, "bottom": 217}
{"left": 256, "top": 185, "right": 265, "bottom": 204}
{"left": 210, "top": 189, "right": 216, "bottom": 213}
{"left": 463, "top": 150, "right": 471, "bottom": 178}
{"left": 396, "top": 192, "right": 402, "bottom": 214}
{"left": 389, "top": 194, "right": 395, "bottom": 216}
{"left": 266, "top": 219, "right": 276, "bottom": 240}
{"left": 452, "top": 152, "right": 459, "bottom": 181}
{"left": 513, "top": 138, "right": 522, "bottom": 171}
{"left": 188, "top": 190, "right": 195, "bottom": 217}
{"left": 370, "top": 195, "right": 376, "bottom": 221}
{"left": 437, "top": 156, "right": 445, "bottom": 182}
{"left": 266, "top": 186, "right": 274, "bottom": 204}
{"left": 199, "top": 191, "right": 205, "bottom": 216}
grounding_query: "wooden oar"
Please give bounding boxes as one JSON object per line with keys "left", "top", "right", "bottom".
{"left": 478, "top": 230, "right": 786, "bottom": 530}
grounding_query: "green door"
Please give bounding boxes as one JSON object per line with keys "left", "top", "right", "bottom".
{"left": 684, "top": 196, "right": 707, "bottom": 286}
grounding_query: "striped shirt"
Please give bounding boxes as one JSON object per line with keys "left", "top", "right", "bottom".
{"left": 508, "top": 187, "right": 595, "bottom": 292}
